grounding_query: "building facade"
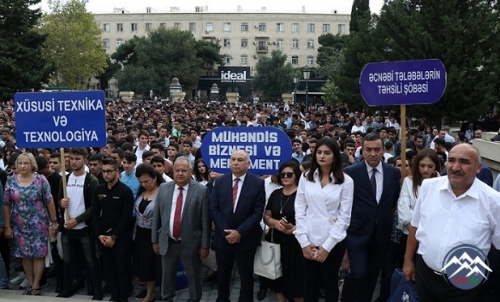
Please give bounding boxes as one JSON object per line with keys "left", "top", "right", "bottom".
{"left": 93, "top": 7, "right": 350, "bottom": 99}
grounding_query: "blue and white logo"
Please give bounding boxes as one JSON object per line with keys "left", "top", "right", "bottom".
{"left": 441, "top": 244, "right": 492, "bottom": 290}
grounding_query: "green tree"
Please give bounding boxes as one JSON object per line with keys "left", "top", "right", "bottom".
{"left": 373, "top": 0, "right": 500, "bottom": 124}
{"left": 252, "top": 50, "right": 294, "bottom": 101}
{"left": 350, "top": 0, "right": 371, "bottom": 33}
{"left": 41, "top": 0, "right": 107, "bottom": 90}
{"left": 317, "top": 33, "right": 348, "bottom": 80}
{"left": 96, "top": 54, "right": 120, "bottom": 92}
{"left": 114, "top": 27, "right": 222, "bottom": 96}
{"left": 0, "top": 0, "right": 51, "bottom": 101}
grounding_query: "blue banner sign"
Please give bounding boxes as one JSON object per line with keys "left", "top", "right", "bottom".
{"left": 200, "top": 127, "right": 293, "bottom": 175}
{"left": 359, "top": 59, "right": 447, "bottom": 106}
{"left": 14, "top": 91, "right": 106, "bottom": 148}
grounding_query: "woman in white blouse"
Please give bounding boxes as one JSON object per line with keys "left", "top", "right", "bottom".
{"left": 350, "top": 118, "right": 366, "bottom": 133}
{"left": 294, "top": 137, "right": 354, "bottom": 302}
{"left": 397, "top": 149, "right": 440, "bottom": 253}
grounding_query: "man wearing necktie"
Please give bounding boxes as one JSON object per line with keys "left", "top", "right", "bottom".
{"left": 342, "top": 133, "right": 401, "bottom": 302}
{"left": 152, "top": 156, "right": 211, "bottom": 302}
{"left": 210, "top": 150, "right": 266, "bottom": 302}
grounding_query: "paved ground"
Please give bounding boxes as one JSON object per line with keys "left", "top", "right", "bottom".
{"left": 1, "top": 265, "right": 281, "bottom": 302}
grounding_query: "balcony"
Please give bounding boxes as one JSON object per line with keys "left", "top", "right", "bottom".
{"left": 256, "top": 45, "right": 268, "bottom": 53}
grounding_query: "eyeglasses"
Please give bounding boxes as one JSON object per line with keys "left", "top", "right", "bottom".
{"left": 279, "top": 172, "right": 294, "bottom": 178}
{"left": 102, "top": 169, "right": 117, "bottom": 174}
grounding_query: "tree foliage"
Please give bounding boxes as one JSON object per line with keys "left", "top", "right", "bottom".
{"left": 336, "top": 0, "right": 500, "bottom": 124}
{"left": 252, "top": 50, "right": 295, "bottom": 101}
{"left": 0, "top": 0, "right": 51, "bottom": 101}
{"left": 350, "top": 0, "right": 371, "bottom": 33}
{"left": 41, "top": 0, "right": 107, "bottom": 90}
{"left": 317, "top": 33, "right": 348, "bottom": 80}
{"left": 113, "top": 27, "right": 222, "bottom": 96}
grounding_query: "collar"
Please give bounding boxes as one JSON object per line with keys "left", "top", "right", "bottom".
{"left": 440, "top": 177, "right": 480, "bottom": 200}
{"left": 232, "top": 173, "right": 246, "bottom": 183}
{"left": 175, "top": 182, "right": 190, "bottom": 191}
{"left": 365, "top": 160, "right": 383, "bottom": 173}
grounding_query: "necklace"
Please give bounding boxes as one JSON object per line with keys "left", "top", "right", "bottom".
{"left": 280, "top": 191, "right": 295, "bottom": 215}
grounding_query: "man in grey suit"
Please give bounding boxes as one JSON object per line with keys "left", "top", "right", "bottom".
{"left": 152, "top": 156, "right": 211, "bottom": 302}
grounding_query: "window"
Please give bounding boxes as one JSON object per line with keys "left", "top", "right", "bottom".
{"left": 160, "top": 23, "right": 166, "bottom": 28}
{"left": 241, "top": 38, "right": 248, "bottom": 47}
{"left": 131, "top": 23, "right": 137, "bottom": 32}
{"left": 223, "top": 38, "right": 231, "bottom": 47}
{"left": 189, "top": 22, "right": 196, "bottom": 32}
{"left": 223, "top": 55, "right": 231, "bottom": 64}
{"left": 277, "top": 23, "right": 284, "bottom": 32}
{"left": 206, "top": 22, "right": 213, "bottom": 32}
{"left": 292, "top": 56, "right": 299, "bottom": 65}
{"left": 223, "top": 22, "right": 231, "bottom": 32}
{"left": 145, "top": 23, "right": 152, "bottom": 31}
{"left": 103, "top": 23, "right": 110, "bottom": 32}
{"left": 307, "top": 23, "right": 315, "bottom": 33}
{"left": 292, "top": 23, "right": 299, "bottom": 33}
{"left": 338, "top": 24, "right": 346, "bottom": 34}
{"left": 292, "top": 39, "right": 299, "bottom": 49}
{"left": 307, "top": 39, "right": 315, "bottom": 49}
{"left": 276, "top": 39, "right": 284, "bottom": 48}
{"left": 241, "top": 22, "right": 248, "bottom": 32}
{"left": 103, "top": 39, "right": 110, "bottom": 48}
{"left": 174, "top": 23, "right": 181, "bottom": 29}
{"left": 258, "top": 23, "right": 266, "bottom": 32}
{"left": 116, "top": 39, "right": 123, "bottom": 47}
{"left": 241, "top": 55, "right": 248, "bottom": 65}
{"left": 323, "top": 24, "right": 331, "bottom": 33}
{"left": 116, "top": 23, "right": 123, "bottom": 32}
{"left": 307, "top": 56, "right": 314, "bottom": 65}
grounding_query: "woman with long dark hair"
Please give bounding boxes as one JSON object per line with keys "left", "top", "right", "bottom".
{"left": 294, "top": 137, "right": 354, "bottom": 302}
{"left": 398, "top": 149, "right": 440, "bottom": 253}
{"left": 133, "top": 163, "right": 165, "bottom": 302}
{"left": 193, "top": 158, "right": 210, "bottom": 185}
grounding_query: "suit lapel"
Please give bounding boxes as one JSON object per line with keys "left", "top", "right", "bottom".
{"left": 181, "top": 180, "right": 196, "bottom": 223}
{"left": 164, "top": 183, "right": 175, "bottom": 228}
{"left": 359, "top": 163, "right": 377, "bottom": 202}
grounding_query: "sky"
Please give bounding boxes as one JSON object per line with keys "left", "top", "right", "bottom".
{"left": 40, "top": 0, "right": 385, "bottom": 15}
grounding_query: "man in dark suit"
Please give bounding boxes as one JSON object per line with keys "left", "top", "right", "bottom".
{"left": 210, "top": 150, "right": 266, "bottom": 302}
{"left": 152, "top": 156, "right": 211, "bottom": 302}
{"left": 342, "top": 133, "right": 401, "bottom": 302}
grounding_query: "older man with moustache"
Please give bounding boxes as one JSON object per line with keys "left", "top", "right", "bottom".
{"left": 152, "top": 157, "right": 211, "bottom": 302}
{"left": 210, "top": 150, "right": 266, "bottom": 302}
{"left": 403, "top": 143, "right": 500, "bottom": 301}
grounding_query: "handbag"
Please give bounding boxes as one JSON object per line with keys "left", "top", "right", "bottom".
{"left": 253, "top": 227, "right": 282, "bottom": 280}
{"left": 389, "top": 269, "right": 420, "bottom": 302}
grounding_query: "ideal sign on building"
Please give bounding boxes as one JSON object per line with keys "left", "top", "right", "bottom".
{"left": 219, "top": 67, "right": 251, "bottom": 83}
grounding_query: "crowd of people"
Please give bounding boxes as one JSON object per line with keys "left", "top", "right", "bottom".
{"left": 0, "top": 97, "right": 499, "bottom": 302}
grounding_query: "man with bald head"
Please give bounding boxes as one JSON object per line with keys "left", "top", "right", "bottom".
{"left": 403, "top": 143, "right": 500, "bottom": 301}
{"left": 210, "top": 150, "right": 265, "bottom": 302}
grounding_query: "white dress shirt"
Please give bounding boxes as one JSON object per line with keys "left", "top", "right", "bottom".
{"left": 412, "top": 176, "right": 500, "bottom": 271}
{"left": 294, "top": 170, "right": 354, "bottom": 252}
{"left": 232, "top": 174, "right": 246, "bottom": 212}
{"left": 365, "top": 161, "right": 383, "bottom": 203}
{"left": 169, "top": 183, "right": 190, "bottom": 240}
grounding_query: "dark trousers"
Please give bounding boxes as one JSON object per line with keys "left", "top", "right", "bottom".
{"left": 0, "top": 236, "right": 10, "bottom": 278}
{"left": 215, "top": 248, "right": 256, "bottom": 302}
{"left": 302, "top": 240, "right": 345, "bottom": 302}
{"left": 377, "top": 240, "right": 403, "bottom": 302}
{"left": 484, "top": 248, "right": 500, "bottom": 301}
{"left": 415, "top": 254, "right": 485, "bottom": 301}
{"left": 341, "top": 235, "right": 387, "bottom": 302}
{"left": 61, "top": 228, "right": 102, "bottom": 295}
{"left": 100, "top": 237, "right": 132, "bottom": 301}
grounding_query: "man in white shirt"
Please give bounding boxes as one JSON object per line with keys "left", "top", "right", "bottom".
{"left": 403, "top": 143, "right": 500, "bottom": 301}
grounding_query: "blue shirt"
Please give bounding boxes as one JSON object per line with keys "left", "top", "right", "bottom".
{"left": 121, "top": 170, "right": 140, "bottom": 199}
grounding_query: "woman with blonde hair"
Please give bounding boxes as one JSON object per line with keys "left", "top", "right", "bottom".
{"left": 3, "top": 153, "right": 58, "bottom": 296}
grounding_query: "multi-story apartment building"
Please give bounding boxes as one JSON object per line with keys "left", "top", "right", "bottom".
{"left": 94, "top": 6, "right": 350, "bottom": 99}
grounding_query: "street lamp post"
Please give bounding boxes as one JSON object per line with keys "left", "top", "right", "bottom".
{"left": 210, "top": 83, "right": 219, "bottom": 102}
{"left": 293, "top": 75, "right": 299, "bottom": 105}
{"left": 303, "top": 67, "right": 311, "bottom": 111}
